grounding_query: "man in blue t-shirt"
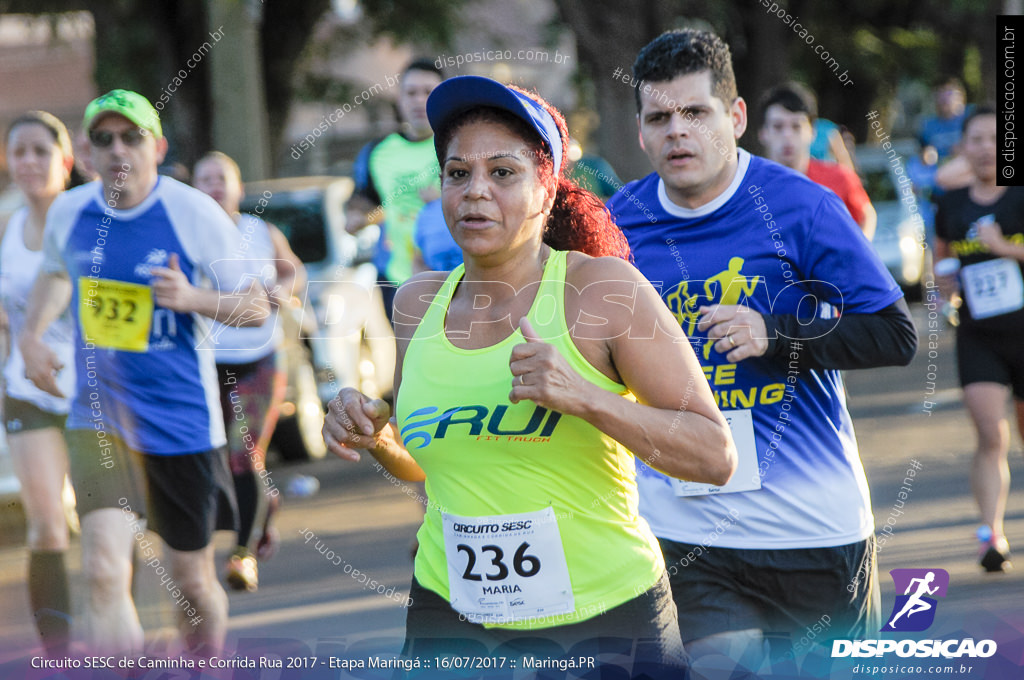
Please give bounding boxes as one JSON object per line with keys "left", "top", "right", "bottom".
{"left": 920, "top": 78, "right": 969, "bottom": 163}
{"left": 21, "top": 90, "right": 267, "bottom": 655}
{"left": 608, "top": 30, "right": 917, "bottom": 671}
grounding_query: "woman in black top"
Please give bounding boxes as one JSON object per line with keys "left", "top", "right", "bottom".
{"left": 934, "top": 104, "right": 1024, "bottom": 573}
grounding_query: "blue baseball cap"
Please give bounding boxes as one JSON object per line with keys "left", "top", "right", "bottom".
{"left": 426, "top": 76, "right": 563, "bottom": 175}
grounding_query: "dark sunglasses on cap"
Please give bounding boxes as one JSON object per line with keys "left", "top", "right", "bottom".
{"left": 88, "top": 128, "right": 148, "bottom": 148}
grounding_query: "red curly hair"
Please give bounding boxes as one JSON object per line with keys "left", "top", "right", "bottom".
{"left": 435, "top": 86, "right": 630, "bottom": 260}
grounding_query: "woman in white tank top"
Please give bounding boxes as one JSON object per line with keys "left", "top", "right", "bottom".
{"left": 1, "top": 111, "right": 81, "bottom": 656}
{"left": 193, "top": 152, "right": 306, "bottom": 592}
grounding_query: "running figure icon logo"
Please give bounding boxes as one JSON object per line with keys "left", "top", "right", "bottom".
{"left": 881, "top": 568, "right": 950, "bottom": 632}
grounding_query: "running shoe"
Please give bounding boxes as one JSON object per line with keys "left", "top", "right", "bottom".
{"left": 977, "top": 528, "right": 1012, "bottom": 573}
{"left": 979, "top": 543, "right": 1012, "bottom": 572}
{"left": 226, "top": 547, "right": 259, "bottom": 591}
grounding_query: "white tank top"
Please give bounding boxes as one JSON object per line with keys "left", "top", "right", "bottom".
{"left": 1, "top": 207, "right": 75, "bottom": 413}
{"left": 211, "top": 214, "right": 283, "bottom": 364}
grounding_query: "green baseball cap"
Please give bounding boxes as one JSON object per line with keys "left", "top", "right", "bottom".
{"left": 83, "top": 89, "right": 162, "bottom": 139}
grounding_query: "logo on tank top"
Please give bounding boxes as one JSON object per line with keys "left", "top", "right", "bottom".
{"left": 400, "top": 404, "right": 562, "bottom": 449}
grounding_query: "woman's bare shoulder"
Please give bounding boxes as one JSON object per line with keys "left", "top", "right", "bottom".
{"left": 392, "top": 270, "right": 451, "bottom": 341}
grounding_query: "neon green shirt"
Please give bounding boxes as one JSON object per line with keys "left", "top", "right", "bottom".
{"left": 368, "top": 133, "right": 440, "bottom": 284}
{"left": 396, "top": 250, "right": 664, "bottom": 629}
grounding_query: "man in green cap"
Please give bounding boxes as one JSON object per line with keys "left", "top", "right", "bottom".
{"left": 21, "top": 89, "right": 269, "bottom": 656}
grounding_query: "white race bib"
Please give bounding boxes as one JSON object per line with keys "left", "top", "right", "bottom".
{"left": 443, "top": 507, "right": 574, "bottom": 624}
{"left": 961, "top": 258, "right": 1024, "bottom": 320}
{"left": 673, "top": 409, "right": 761, "bottom": 496}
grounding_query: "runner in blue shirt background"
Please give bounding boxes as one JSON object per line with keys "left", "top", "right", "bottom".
{"left": 20, "top": 90, "right": 268, "bottom": 656}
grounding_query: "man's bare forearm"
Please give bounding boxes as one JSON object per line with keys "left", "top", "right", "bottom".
{"left": 22, "top": 271, "right": 71, "bottom": 341}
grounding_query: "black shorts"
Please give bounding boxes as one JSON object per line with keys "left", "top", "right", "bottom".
{"left": 661, "top": 537, "right": 880, "bottom": 649}
{"left": 65, "top": 428, "right": 237, "bottom": 551}
{"left": 401, "top": 572, "right": 686, "bottom": 679}
{"left": 956, "top": 326, "right": 1024, "bottom": 399}
{"left": 4, "top": 396, "right": 67, "bottom": 434}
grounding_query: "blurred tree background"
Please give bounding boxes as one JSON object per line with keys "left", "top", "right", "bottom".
{"left": 0, "top": 0, "right": 1002, "bottom": 180}
{"left": 0, "top": 0, "right": 329, "bottom": 177}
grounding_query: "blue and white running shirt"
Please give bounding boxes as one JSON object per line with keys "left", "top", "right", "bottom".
{"left": 43, "top": 177, "right": 259, "bottom": 455}
{"left": 608, "top": 150, "right": 903, "bottom": 549}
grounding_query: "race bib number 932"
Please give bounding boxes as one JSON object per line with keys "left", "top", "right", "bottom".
{"left": 78, "top": 277, "right": 154, "bottom": 352}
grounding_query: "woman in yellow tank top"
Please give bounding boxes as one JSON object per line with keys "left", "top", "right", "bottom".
{"left": 324, "top": 76, "right": 737, "bottom": 677}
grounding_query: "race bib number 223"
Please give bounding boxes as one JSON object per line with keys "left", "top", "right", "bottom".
{"left": 961, "top": 258, "right": 1024, "bottom": 320}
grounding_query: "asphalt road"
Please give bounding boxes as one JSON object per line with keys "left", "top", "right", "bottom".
{"left": 0, "top": 302, "right": 1021, "bottom": 679}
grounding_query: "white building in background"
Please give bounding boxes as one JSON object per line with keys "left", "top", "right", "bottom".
{"left": 0, "top": 13, "right": 96, "bottom": 159}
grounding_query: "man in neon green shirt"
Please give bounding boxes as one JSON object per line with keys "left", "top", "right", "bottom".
{"left": 346, "top": 59, "right": 443, "bottom": 321}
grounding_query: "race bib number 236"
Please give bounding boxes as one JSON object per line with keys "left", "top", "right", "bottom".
{"left": 443, "top": 506, "right": 574, "bottom": 624}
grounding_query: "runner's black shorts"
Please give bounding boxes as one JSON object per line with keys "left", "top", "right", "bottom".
{"left": 660, "top": 536, "right": 880, "bottom": 647}
{"left": 956, "top": 325, "right": 1024, "bottom": 399}
{"left": 4, "top": 396, "right": 67, "bottom": 434}
{"left": 65, "top": 428, "right": 238, "bottom": 551}
{"left": 400, "top": 570, "right": 687, "bottom": 679}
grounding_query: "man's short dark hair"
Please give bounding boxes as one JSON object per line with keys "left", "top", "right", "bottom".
{"left": 403, "top": 58, "right": 443, "bottom": 82}
{"left": 631, "top": 29, "right": 737, "bottom": 113}
{"left": 935, "top": 76, "right": 965, "bottom": 93}
{"left": 758, "top": 82, "right": 818, "bottom": 129}
{"left": 962, "top": 103, "right": 995, "bottom": 135}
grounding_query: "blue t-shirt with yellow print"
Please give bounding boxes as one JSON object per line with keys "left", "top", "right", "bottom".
{"left": 608, "top": 149, "right": 903, "bottom": 550}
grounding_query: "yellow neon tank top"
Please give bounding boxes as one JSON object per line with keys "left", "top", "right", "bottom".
{"left": 396, "top": 249, "right": 664, "bottom": 629}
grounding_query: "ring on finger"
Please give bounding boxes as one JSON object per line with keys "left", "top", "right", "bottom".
{"left": 727, "top": 335, "right": 736, "bottom": 348}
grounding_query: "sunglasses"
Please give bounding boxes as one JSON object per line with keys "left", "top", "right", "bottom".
{"left": 89, "top": 128, "right": 148, "bottom": 148}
